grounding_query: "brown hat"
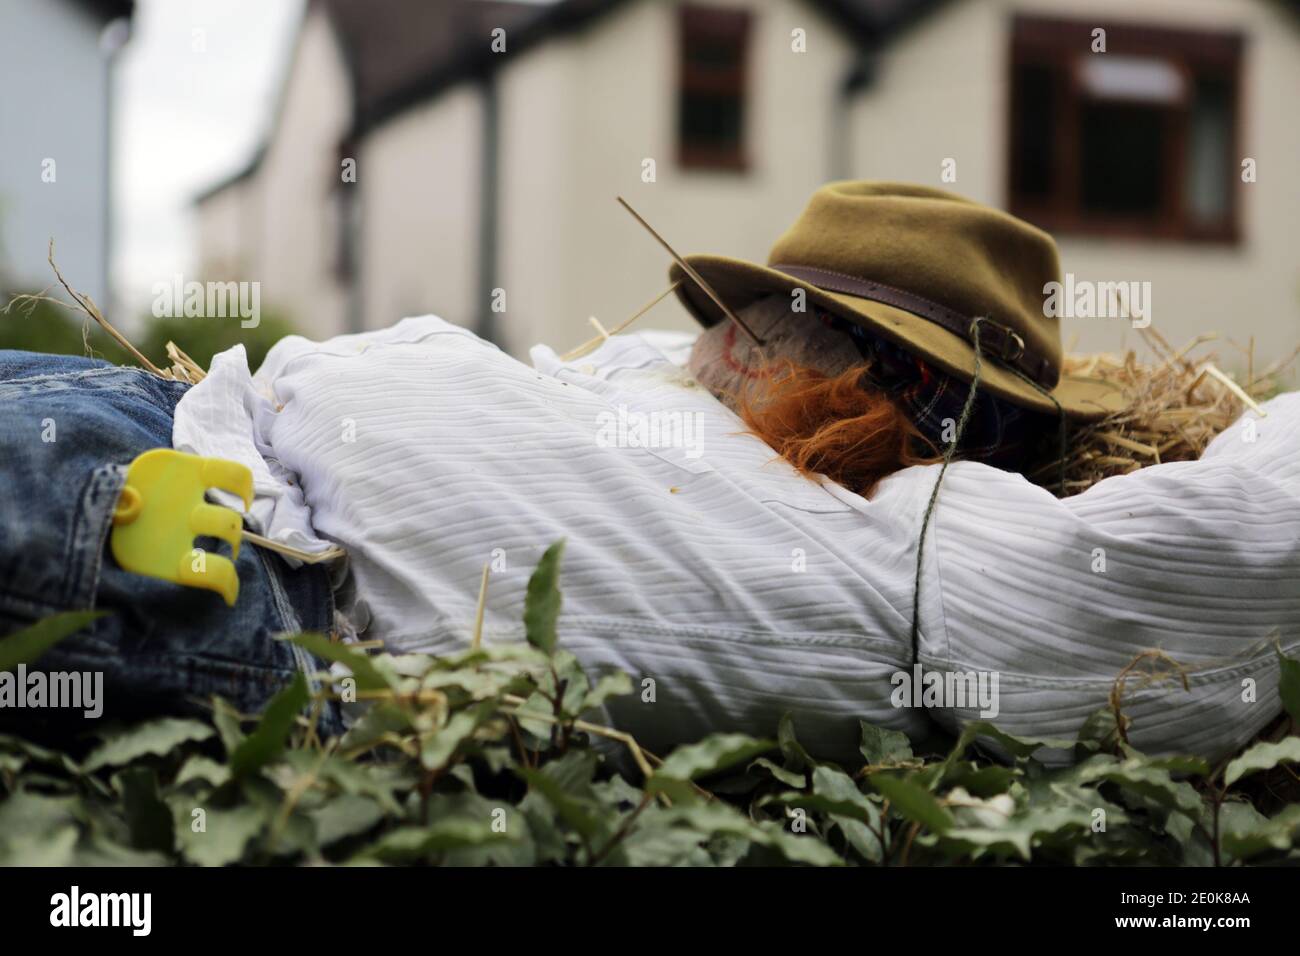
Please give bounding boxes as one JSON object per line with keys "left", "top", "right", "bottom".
{"left": 670, "top": 181, "right": 1127, "bottom": 420}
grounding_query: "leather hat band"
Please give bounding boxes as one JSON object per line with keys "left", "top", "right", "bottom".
{"left": 772, "top": 263, "right": 1056, "bottom": 388}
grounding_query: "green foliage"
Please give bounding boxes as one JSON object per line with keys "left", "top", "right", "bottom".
{"left": 523, "top": 540, "right": 565, "bottom": 654}
{"left": 0, "top": 294, "right": 298, "bottom": 374}
{"left": 651, "top": 733, "right": 775, "bottom": 786}
{"left": 0, "top": 297, "right": 132, "bottom": 363}
{"left": 0, "top": 611, "right": 102, "bottom": 672}
{"left": 2, "top": 544, "right": 1299, "bottom": 866}
{"left": 1223, "top": 738, "right": 1300, "bottom": 787}
{"left": 229, "top": 675, "right": 310, "bottom": 780}
{"left": 136, "top": 311, "right": 298, "bottom": 373}
{"left": 82, "top": 719, "right": 214, "bottom": 773}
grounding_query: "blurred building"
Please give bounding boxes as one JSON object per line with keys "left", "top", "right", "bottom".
{"left": 0, "top": 0, "right": 133, "bottom": 307}
{"left": 195, "top": 0, "right": 1300, "bottom": 369}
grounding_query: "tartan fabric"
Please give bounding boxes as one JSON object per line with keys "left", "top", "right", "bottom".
{"left": 817, "top": 308, "right": 1042, "bottom": 469}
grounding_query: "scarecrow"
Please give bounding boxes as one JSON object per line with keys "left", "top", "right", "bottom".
{"left": 1, "top": 182, "right": 1297, "bottom": 765}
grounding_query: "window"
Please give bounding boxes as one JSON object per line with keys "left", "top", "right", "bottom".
{"left": 677, "top": 5, "right": 752, "bottom": 171}
{"left": 1008, "top": 16, "right": 1242, "bottom": 242}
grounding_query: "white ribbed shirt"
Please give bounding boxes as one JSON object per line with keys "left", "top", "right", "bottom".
{"left": 173, "top": 316, "right": 1300, "bottom": 763}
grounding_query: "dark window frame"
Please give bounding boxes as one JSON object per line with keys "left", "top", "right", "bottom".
{"left": 1006, "top": 15, "right": 1244, "bottom": 244}
{"left": 677, "top": 4, "right": 753, "bottom": 172}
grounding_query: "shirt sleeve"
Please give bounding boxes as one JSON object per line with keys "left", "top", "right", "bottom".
{"left": 923, "top": 390, "right": 1300, "bottom": 761}
{"left": 172, "top": 344, "right": 334, "bottom": 556}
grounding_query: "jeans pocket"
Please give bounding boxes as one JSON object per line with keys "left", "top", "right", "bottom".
{"left": 73, "top": 463, "right": 128, "bottom": 608}
{"left": 0, "top": 355, "right": 342, "bottom": 733}
{"left": 0, "top": 460, "right": 127, "bottom": 625}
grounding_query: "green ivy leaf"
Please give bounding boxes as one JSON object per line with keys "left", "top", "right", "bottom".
{"left": 523, "top": 540, "right": 565, "bottom": 655}
{"left": 941, "top": 761, "right": 1021, "bottom": 797}
{"left": 777, "top": 712, "right": 816, "bottom": 772}
{"left": 173, "top": 803, "right": 267, "bottom": 867}
{"left": 1221, "top": 801, "right": 1300, "bottom": 860}
{"left": 115, "top": 766, "right": 175, "bottom": 854}
{"left": 541, "top": 750, "right": 600, "bottom": 791}
{"left": 420, "top": 700, "right": 497, "bottom": 771}
{"left": 859, "top": 721, "right": 913, "bottom": 766}
{"left": 0, "top": 824, "right": 80, "bottom": 866}
{"left": 1075, "top": 708, "right": 1123, "bottom": 752}
{"left": 1223, "top": 737, "right": 1300, "bottom": 787}
{"left": 868, "top": 773, "right": 954, "bottom": 834}
{"left": 210, "top": 697, "right": 247, "bottom": 754}
{"left": 358, "top": 815, "right": 513, "bottom": 863}
{"left": 310, "top": 794, "right": 386, "bottom": 848}
{"left": 553, "top": 650, "right": 591, "bottom": 718}
{"left": 0, "top": 792, "right": 81, "bottom": 851}
{"left": 338, "top": 701, "right": 413, "bottom": 755}
{"left": 777, "top": 766, "right": 886, "bottom": 862}
{"left": 304, "top": 754, "right": 411, "bottom": 816}
{"left": 290, "top": 632, "right": 392, "bottom": 692}
{"left": 937, "top": 801, "right": 1094, "bottom": 862}
{"left": 748, "top": 757, "right": 806, "bottom": 789}
{"left": 650, "top": 733, "right": 775, "bottom": 788}
{"left": 0, "top": 611, "right": 103, "bottom": 672}
{"left": 765, "top": 767, "right": 877, "bottom": 820}
{"left": 583, "top": 671, "right": 634, "bottom": 712}
{"left": 816, "top": 764, "right": 889, "bottom": 863}
{"left": 812, "top": 767, "right": 876, "bottom": 813}
{"left": 517, "top": 763, "right": 609, "bottom": 844}
{"left": 1135, "top": 754, "right": 1211, "bottom": 777}
{"left": 1065, "top": 754, "right": 1203, "bottom": 817}
{"left": 657, "top": 802, "right": 843, "bottom": 867}
{"left": 174, "top": 755, "right": 231, "bottom": 790}
{"left": 946, "top": 720, "right": 1075, "bottom": 765}
{"left": 81, "top": 717, "right": 214, "bottom": 773}
{"left": 620, "top": 819, "right": 715, "bottom": 867}
{"left": 229, "top": 673, "right": 309, "bottom": 779}
{"left": 68, "top": 834, "right": 170, "bottom": 867}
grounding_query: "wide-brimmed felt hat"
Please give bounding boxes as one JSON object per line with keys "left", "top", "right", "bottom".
{"left": 670, "top": 181, "right": 1128, "bottom": 420}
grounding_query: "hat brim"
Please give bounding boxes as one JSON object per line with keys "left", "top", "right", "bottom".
{"left": 669, "top": 255, "right": 1129, "bottom": 422}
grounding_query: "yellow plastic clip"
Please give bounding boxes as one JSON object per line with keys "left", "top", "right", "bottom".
{"left": 110, "top": 449, "right": 254, "bottom": 607}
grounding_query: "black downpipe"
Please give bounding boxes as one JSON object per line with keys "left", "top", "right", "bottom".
{"left": 832, "top": 51, "right": 877, "bottom": 181}
{"left": 475, "top": 71, "right": 501, "bottom": 345}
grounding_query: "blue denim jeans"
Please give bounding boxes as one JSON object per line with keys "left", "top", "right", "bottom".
{"left": 0, "top": 351, "right": 342, "bottom": 736}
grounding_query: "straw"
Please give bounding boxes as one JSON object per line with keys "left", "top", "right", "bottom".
{"left": 559, "top": 281, "right": 683, "bottom": 361}
{"left": 615, "top": 196, "right": 765, "bottom": 346}
{"left": 1031, "top": 328, "right": 1295, "bottom": 496}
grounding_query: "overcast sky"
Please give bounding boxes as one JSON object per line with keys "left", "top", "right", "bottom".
{"left": 111, "top": 0, "right": 304, "bottom": 315}
{"left": 111, "top": 0, "right": 558, "bottom": 319}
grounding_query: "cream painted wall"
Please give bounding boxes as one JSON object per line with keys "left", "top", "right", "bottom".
{"left": 497, "top": 0, "right": 857, "bottom": 358}
{"left": 358, "top": 87, "right": 483, "bottom": 331}
{"left": 249, "top": 6, "right": 352, "bottom": 338}
{"left": 196, "top": 179, "right": 255, "bottom": 280}
{"left": 847, "top": 0, "right": 1004, "bottom": 201}
{"left": 847, "top": 0, "right": 1300, "bottom": 375}
{"left": 497, "top": 37, "right": 581, "bottom": 355}
{"left": 196, "top": 0, "right": 1298, "bottom": 375}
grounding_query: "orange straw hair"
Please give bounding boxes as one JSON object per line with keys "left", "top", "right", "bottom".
{"left": 734, "top": 359, "right": 939, "bottom": 497}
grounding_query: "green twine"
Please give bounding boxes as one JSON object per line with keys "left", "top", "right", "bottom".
{"left": 910, "top": 318, "right": 986, "bottom": 665}
{"left": 907, "top": 319, "right": 1071, "bottom": 667}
